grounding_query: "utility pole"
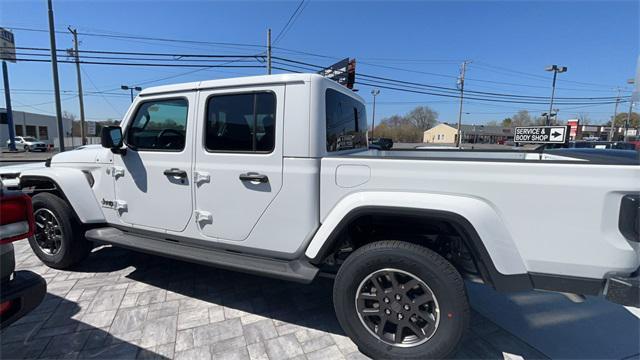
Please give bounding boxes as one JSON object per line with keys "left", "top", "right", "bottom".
{"left": 48, "top": 0, "right": 65, "bottom": 152}
{"left": 625, "top": 78, "right": 637, "bottom": 142}
{"left": 68, "top": 27, "right": 86, "bottom": 145}
{"left": 456, "top": 61, "right": 470, "bottom": 147}
{"left": 370, "top": 89, "right": 380, "bottom": 138}
{"left": 2, "top": 60, "right": 16, "bottom": 151}
{"left": 267, "top": 28, "right": 272, "bottom": 75}
{"left": 609, "top": 88, "right": 621, "bottom": 141}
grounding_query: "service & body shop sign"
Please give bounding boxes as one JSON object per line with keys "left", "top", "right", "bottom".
{"left": 514, "top": 126, "right": 568, "bottom": 144}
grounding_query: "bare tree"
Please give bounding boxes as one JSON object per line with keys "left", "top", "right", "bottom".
{"left": 406, "top": 106, "right": 438, "bottom": 132}
{"left": 577, "top": 112, "right": 592, "bottom": 125}
{"left": 62, "top": 110, "right": 76, "bottom": 121}
{"left": 511, "top": 110, "right": 533, "bottom": 127}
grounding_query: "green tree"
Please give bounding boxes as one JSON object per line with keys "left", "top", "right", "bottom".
{"left": 609, "top": 112, "right": 639, "bottom": 128}
{"left": 501, "top": 118, "right": 512, "bottom": 127}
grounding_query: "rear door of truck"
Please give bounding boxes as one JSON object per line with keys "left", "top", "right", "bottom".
{"left": 193, "top": 85, "right": 285, "bottom": 241}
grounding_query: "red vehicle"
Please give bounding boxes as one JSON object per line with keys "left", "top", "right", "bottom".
{"left": 628, "top": 136, "right": 640, "bottom": 150}
{"left": 0, "top": 190, "right": 46, "bottom": 329}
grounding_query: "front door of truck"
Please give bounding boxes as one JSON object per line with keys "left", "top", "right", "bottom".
{"left": 113, "top": 93, "right": 195, "bottom": 232}
{"left": 194, "top": 85, "right": 284, "bottom": 241}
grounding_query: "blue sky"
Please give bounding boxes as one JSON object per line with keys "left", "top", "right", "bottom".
{"left": 0, "top": 0, "right": 638, "bottom": 125}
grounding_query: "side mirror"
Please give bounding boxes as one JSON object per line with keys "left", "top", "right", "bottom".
{"left": 101, "top": 126, "right": 124, "bottom": 153}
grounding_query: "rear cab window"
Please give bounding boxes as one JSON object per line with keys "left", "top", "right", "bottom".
{"left": 205, "top": 92, "right": 276, "bottom": 153}
{"left": 325, "top": 88, "right": 367, "bottom": 152}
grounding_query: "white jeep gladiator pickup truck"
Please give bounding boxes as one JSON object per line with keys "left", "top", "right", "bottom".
{"left": 3, "top": 73, "right": 639, "bottom": 359}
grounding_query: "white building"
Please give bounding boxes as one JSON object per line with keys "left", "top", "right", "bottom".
{"left": 1, "top": 108, "right": 73, "bottom": 148}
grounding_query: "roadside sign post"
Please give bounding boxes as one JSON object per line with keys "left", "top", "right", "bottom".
{"left": 514, "top": 126, "right": 569, "bottom": 144}
{"left": 1, "top": 27, "right": 17, "bottom": 151}
{"left": 86, "top": 121, "right": 96, "bottom": 137}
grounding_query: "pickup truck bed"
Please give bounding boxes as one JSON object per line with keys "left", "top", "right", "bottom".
{"left": 316, "top": 148, "right": 639, "bottom": 283}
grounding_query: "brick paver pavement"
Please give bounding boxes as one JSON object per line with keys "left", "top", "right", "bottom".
{"left": 1, "top": 242, "right": 547, "bottom": 359}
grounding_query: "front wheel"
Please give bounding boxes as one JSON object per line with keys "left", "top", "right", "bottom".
{"left": 28, "top": 193, "right": 92, "bottom": 269}
{"left": 333, "top": 241, "right": 469, "bottom": 359}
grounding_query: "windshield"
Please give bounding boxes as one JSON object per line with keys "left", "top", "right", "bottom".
{"left": 22, "top": 137, "right": 37, "bottom": 141}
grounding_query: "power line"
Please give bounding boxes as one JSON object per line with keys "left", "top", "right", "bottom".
{"left": 272, "top": 57, "right": 630, "bottom": 102}
{"left": 6, "top": 26, "right": 627, "bottom": 93}
{"left": 5, "top": 26, "right": 266, "bottom": 49}
{"left": 81, "top": 67, "right": 124, "bottom": 116}
{"left": 273, "top": 0, "right": 307, "bottom": 45}
{"left": 12, "top": 57, "right": 267, "bottom": 69}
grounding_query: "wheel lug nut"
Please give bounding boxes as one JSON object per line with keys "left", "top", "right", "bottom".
{"left": 383, "top": 297, "right": 390, "bottom": 303}
{"left": 404, "top": 305, "right": 410, "bottom": 311}
{"left": 395, "top": 294, "right": 401, "bottom": 301}
{"left": 397, "top": 314, "right": 404, "bottom": 320}
{"left": 385, "top": 309, "right": 391, "bottom": 315}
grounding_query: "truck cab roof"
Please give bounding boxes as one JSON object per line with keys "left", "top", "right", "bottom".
{"left": 139, "top": 73, "right": 364, "bottom": 102}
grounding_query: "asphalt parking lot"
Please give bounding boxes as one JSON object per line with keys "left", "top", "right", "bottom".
{"left": 1, "top": 241, "right": 547, "bottom": 360}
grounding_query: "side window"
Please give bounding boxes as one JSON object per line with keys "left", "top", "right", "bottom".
{"left": 326, "top": 88, "right": 367, "bottom": 152}
{"left": 126, "top": 98, "right": 188, "bottom": 151}
{"left": 205, "top": 92, "right": 276, "bottom": 152}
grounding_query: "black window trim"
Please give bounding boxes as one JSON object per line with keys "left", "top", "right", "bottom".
{"left": 123, "top": 96, "right": 190, "bottom": 153}
{"left": 202, "top": 90, "right": 277, "bottom": 155}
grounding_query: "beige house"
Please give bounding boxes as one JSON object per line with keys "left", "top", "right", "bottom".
{"left": 423, "top": 123, "right": 458, "bottom": 144}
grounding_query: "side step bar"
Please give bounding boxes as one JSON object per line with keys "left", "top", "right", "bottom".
{"left": 85, "top": 227, "right": 318, "bottom": 283}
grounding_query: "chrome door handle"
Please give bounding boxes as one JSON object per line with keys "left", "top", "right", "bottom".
{"left": 239, "top": 172, "right": 269, "bottom": 183}
{"left": 164, "top": 168, "right": 187, "bottom": 178}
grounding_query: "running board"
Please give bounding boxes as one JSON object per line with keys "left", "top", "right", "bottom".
{"left": 85, "top": 227, "right": 318, "bottom": 283}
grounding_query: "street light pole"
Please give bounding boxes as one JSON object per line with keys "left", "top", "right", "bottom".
{"left": 370, "top": 89, "right": 380, "bottom": 138}
{"left": 545, "top": 65, "right": 567, "bottom": 126}
{"left": 121, "top": 85, "right": 142, "bottom": 102}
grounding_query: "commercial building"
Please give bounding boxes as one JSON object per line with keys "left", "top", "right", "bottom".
{"left": 1, "top": 108, "right": 73, "bottom": 148}
{"left": 422, "top": 123, "right": 459, "bottom": 143}
{"left": 566, "top": 119, "right": 637, "bottom": 140}
{"left": 459, "top": 124, "right": 513, "bottom": 144}
{"left": 423, "top": 123, "right": 514, "bottom": 144}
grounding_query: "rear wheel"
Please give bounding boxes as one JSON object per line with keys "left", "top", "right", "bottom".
{"left": 28, "top": 193, "right": 92, "bottom": 269}
{"left": 333, "top": 241, "right": 469, "bottom": 359}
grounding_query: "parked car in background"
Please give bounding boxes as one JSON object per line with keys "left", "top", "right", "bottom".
{"left": 370, "top": 137, "right": 393, "bottom": 150}
{"left": 0, "top": 190, "right": 46, "bottom": 329}
{"left": 627, "top": 136, "right": 640, "bottom": 150}
{"left": 543, "top": 140, "right": 638, "bottom": 151}
{"left": 6, "top": 136, "right": 47, "bottom": 152}
{"left": 571, "top": 141, "right": 637, "bottom": 150}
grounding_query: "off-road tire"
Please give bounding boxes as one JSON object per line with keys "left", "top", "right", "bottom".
{"left": 28, "top": 193, "right": 92, "bottom": 269}
{"left": 333, "top": 240, "right": 469, "bottom": 359}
